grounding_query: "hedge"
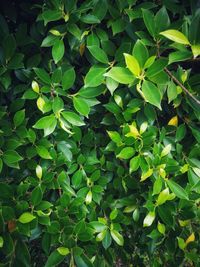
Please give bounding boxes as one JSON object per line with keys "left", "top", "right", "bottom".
{"left": 0, "top": 0, "right": 200, "bottom": 266}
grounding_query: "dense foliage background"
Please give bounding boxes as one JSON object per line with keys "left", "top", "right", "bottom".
{"left": 0, "top": 0, "right": 200, "bottom": 266}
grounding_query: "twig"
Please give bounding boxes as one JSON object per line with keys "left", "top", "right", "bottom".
{"left": 156, "top": 40, "right": 200, "bottom": 105}
{"left": 164, "top": 67, "right": 200, "bottom": 105}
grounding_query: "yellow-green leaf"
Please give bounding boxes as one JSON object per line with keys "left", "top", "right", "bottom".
{"left": 160, "top": 29, "right": 190, "bottom": 45}
{"left": 141, "top": 168, "right": 153, "bottom": 182}
{"left": 124, "top": 53, "right": 141, "bottom": 76}
{"left": 57, "top": 247, "right": 70, "bottom": 256}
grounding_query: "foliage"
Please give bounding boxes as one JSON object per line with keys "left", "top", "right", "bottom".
{"left": 0, "top": 0, "right": 200, "bottom": 266}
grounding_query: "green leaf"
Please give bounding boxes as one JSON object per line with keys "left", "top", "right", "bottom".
{"left": 110, "top": 230, "right": 124, "bottom": 246}
{"left": 117, "top": 147, "right": 135, "bottom": 159}
{"left": 72, "top": 170, "right": 83, "bottom": 188}
{"left": 52, "top": 39, "right": 65, "bottom": 63}
{"left": 36, "top": 146, "right": 52, "bottom": 159}
{"left": 177, "top": 237, "right": 186, "bottom": 250}
{"left": 3, "top": 150, "right": 23, "bottom": 164}
{"left": 155, "top": 6, "right": 170, "bottom": 33}
{"left": 33, "top": 116, "right": 53, "bottom": 130}
{"left": 146, "top": 58, "right": 168, "bottom": 78}
{"left": 167, "top": 180, "right": 189, "bottom": 200}
{"left": 142, "top": 9, "right": 156, "bottom": 37}
{"left": 124, "top": 53, "right": 141, "bottom": 76}
{"left": 3, "top": 34, "right": 16, "bottom": 59}
{"left": 153, "top": 176, "right": 163, "bottom": 195}
{"left": 104, "top": 67, "right": 134, "bottom": 84}
{"left": 142, "top": 80, "right": 162, "bottom": 109}
{"left": 52, "top": 97, "right": 64, "bottom": 113}
{"left": 18, "top": 212, "right": 36, "bottom": 224}
{"left": 167, "top": 81, "right": 178, "bottom": 103}
{"left": 129, "top": 155, "right": 140, "bottom": 173}
{"left": 57, "top": 142, "right": 72, "bottom": 162}
{"left": 102, "top": 230, "right": 112, "bottom": 249}
{"left": 87, "top": 45, "right": 109, "bottom": 64}
{"left": 132, "top": 40, "right": 149, "bottom": 68}
{"left": 81, "top": 14, "right": 100, "bottom": 24}
{"left": 168, "top": 51, "right": 192, "bottom": 64}
{"left": 44, "top": 250, "right": 65, "bottom": 267}
{"left": 34, "top": 68, "right": 51, "bottom": 84}
{"left": 33, "top": 114, "right": 57, "bottom": 136}
{"left": 160, "top": 29, "right": 190, "bottom": 45}
{"left": 78, "top": 86, "right": 104, "bottom": 98}
{"left": 31, "top": 186, "right": 43, "bottom": 206}
{"left": 42, "top": 10, "right": 62, "bottom": 25}
{"left": 62, "top": 67, "right": 76, "bottom": 90}
{"left": 84, "top": 66, "right": 106, "bottom": 87}
{"left": 13, "top": 109, "right": 25, "bottom": 128}
{"left": 73, "top": 97, "right": 90, "bottom": 117}
{"left": 62, "top": 111, "right": 85, "bottom": 126}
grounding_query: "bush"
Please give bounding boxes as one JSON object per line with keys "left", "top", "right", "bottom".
{"left": 0, "top": 0, "right": 200, "bottom": 266}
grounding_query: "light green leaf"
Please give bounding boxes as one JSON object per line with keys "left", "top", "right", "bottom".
{"left": 143, "top": 211, "right": 155, "bottom": 227}
{"left": 129, "top": 155, "right": 140, "bottom": 173}
{"left": 110, "top": 230, "right": 124, "bottom": 246}
{"left": 32, "top": 81, "right": 39, "bottom": 93}
{"left": 160, "top": 29, "right": 190, "bottom": 45}
{"left": 104, "top": 67, "right": 134, "bottom": 84}
{"left": 0, "top": 236, "right": 4, "bottom": 248}
{"left": 142, "top": 80, "right": 162, "bottom": 109}
{"left": 156, "top": 188, "right": 170, "bottom": 206}
{"left": 141, "top": 168, "right": 153, "bottom": 182}
{"left": 18, "top": 212, "right": 36, "bottom": 224}
{"left": 161, "top": 144, "right": 171, "bottom": 157}
{"left": 157, "top": 222, "right": 166, "bottom": 235}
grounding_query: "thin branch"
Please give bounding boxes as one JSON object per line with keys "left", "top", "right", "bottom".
{"left": 164, "top": 67, "right": 200, "bottom": 105}
{"left": 156, "top": 41, "right": 200, "bottom": 105}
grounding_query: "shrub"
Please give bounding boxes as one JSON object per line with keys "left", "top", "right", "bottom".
{"left": 0, "top": 0, "right": 200, "bottom": 266}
